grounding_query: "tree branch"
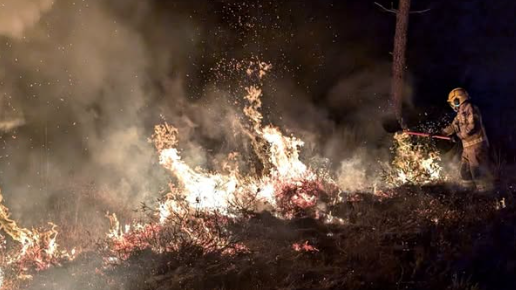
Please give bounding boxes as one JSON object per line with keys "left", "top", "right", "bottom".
{"left": 374, "top": 2, "right": 398, "bottom": 14}
{"left": 409, "top": 8, "right": 432, "bottom": 14}
{"left": 374, "top": 2, "right": 431, "bottom": 14}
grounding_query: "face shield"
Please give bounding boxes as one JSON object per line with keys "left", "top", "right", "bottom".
{"left": 449, "top": 98, "right": 461, "bottom": 112}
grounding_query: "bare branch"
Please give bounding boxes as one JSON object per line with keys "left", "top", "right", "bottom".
{"left": 374, "top": 2, "right": 398, "bottom": 13}
{"left": 374, "top": 2, "right": 431, "bottom": 14}
{"left": 410, "top": 8, "right": 432, "bottom": 14}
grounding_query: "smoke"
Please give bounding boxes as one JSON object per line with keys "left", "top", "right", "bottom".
{"left": 0, "top": 0, "right": 265, "bottom": 227}
{"left": 0, "top": 0, "right": 54, "bottom": 39}
{"left": 0, "top": 60, "right": 26, "bottom": 132}
{"left": 337, "top": 152, "right": 373, "bottom": 192}
{"left": 263, "top": 65, "right": 397, "bottom": 190}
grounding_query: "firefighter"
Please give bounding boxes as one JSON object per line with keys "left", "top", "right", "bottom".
{"left": 442, "top": 88, "right": 492, "bottom": 192}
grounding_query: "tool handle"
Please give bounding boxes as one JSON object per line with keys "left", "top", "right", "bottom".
{"left": 404, "top": 131, "right": 452, "bottom": 141}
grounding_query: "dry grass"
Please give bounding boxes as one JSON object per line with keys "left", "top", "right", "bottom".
{"left": 23, "top": 184, "right": 516, "bottom": 290}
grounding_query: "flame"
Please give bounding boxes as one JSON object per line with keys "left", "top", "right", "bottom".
{"left": 0, "top": 189, "right": 77, "bottom": 288}
{"left": 0, "top": 60, "right": 448, "bottom": 287}
{"left": 0, "top": 55, "right": 453, "bottom": 288}
{"left": 292, "top": 241, "right": 319, "bottom": 252}
{"left": 104, "top": 61, "right": 445, "bottom": 265}
{"left": 384, "top": 132, "right": 444, "bottom": 187}
{"left": 158, "top": 147, "right": 241, "bottom": 214}
{"left": 103, "top": 61, "right": 337, "bottom": 262}
{"left": 154, "top": 61, "right": 319, "bottom": 217}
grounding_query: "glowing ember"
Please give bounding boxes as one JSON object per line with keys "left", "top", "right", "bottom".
{"left": 292, "top": 241, "right": 319, "bottom": 252}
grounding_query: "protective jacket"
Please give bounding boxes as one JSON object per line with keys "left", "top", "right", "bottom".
{"left": 442, "top": 100, "right": 488, "bottom": 148}
{"left": 442, "top": 100, "right": 491, "bottom": 187}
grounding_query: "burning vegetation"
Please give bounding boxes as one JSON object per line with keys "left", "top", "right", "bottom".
{"left": 0, "top": 61, "right": 513, "bottom": 290}
{"left": 103, "top": 62, "right": 342, "bottom": 264}
{"left": 0, "top": 0, "right": 515, "bottom": 289}
{"left": 0, "top": 189, "right": 76, "bottom": 289}
{"left": 383, "top": 132, "right": 444, "bottom": 187}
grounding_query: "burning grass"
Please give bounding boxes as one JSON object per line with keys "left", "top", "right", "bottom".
{"left": 0, "top": 191, "right": 77, "bottom": 289}
{"left": 21, "top": 185, "right": 516, "bottom": 290}
{"left": 1, "top": 61, "right": 511, "bottom": 290}
{"left": 382, "top": 132, "right": 444, "bottom": 187}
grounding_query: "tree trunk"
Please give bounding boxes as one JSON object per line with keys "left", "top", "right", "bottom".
{"left": 391, "top": 0, "right": 411, "bottom": 128}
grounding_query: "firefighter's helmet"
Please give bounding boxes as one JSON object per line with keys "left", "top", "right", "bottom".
{"left": 447, "top": 88, "right": 470, "bottom": 111}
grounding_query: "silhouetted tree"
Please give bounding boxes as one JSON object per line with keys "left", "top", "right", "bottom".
{"left": 391, "top": 0, "right": 411, "bottom": 128}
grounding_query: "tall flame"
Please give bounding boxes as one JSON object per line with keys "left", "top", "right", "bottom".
{"left": 153, "top": 61, "right": 320, "bottom": 219}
